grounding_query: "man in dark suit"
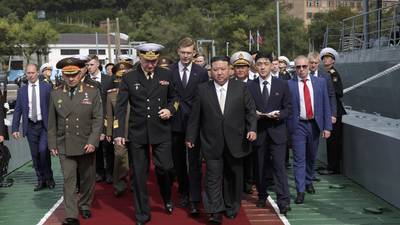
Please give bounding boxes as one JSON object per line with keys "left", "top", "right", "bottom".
{"left": 186, "top": 56, "right": 257, "bottom": 224}
{"left": 230, "top": 51, "right": 256, "bottom": 194}
{"left": 169, "top": 37, "right": 208, "bottom": 215}
{"left": 85, "top": 54, "right": 113, "bottom": 183}
{"left": 247, "top": 52, "right": 292, "bottom": 215}
{"left": 48, "top": 57, "right": 103, "bottom": 225}
{"left": 12, "top": 63, "right": 54, "bottom": 191}
{"left": 114, "top": 43, "right": 177, "bottom": 225}
{"left": 287, "top": 55, "right": 332, "bottom": 204}
{"left": 321, "top": 47, "right": 347, "bottom": 175}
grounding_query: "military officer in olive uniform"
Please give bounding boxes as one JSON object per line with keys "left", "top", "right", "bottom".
{"left": 105, "top": 62, "right": 133, "bottom": 197}
{"left": 321, "top": 47, "right": 346, "bottom": 175}
{"left": 48, "top": 57, "right": 103, "bottom": 225}
{"left": 114, "top": 43, "right": 178, "bottom": 225}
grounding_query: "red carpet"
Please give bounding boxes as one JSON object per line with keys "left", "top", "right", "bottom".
{"left": 79, "top": 166, "right": 251, "bottom": 225}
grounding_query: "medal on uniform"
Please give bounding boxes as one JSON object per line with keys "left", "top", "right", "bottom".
{"left": 81, "top": 92, "right": 92, "bottom": 104}
{"left": 134, "top": 83, "right": 140, "bottom": 90}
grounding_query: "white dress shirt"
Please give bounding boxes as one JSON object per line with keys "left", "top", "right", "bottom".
{"left": 248, "top": 71, "right": 258, "bottom": 80}
{"left": 28, "top": 80, "right": 42, "bottom": 121}
{"left": 297, "top": 74, "right": 314, "bottom": 120}
{"left": 90, "top": 71, "right": 102, "bottom": 83}
{"left": 258, "top": 74, "right": 272, "bottom": 96}
{"left": 178, "top": 61, "right": 192, "bottom": 84}
{"left": 214, "top": 80, "right": 229, "bottom": 113}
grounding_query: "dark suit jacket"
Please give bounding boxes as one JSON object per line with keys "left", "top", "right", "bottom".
{"left": 12, "top": 81, "right": 52, "bottom": 136}
{"left": 247, "top": 77, "right": 292, "bottom": 145}
{"left": 186, "top": 79, "right": 257, "bottom": 160}
{"left": 0, "top": 90, "right": 5, "bottom": 136}
{"left": 326, "top": 67, "right": 346, "bottom": 117}
{"left": 315, "top": 69, "right": 337, "bottom": 117}
{"left": 170, "top": 62, "right": 209, "bottom": 132}
{"left": 114, "top": 66, "right": 178, "bottom": 144}
{"left": 287, "top": 75, "right": 332, "bottom": 134}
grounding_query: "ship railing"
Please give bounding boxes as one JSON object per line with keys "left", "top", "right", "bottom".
{"left": 324, "top": 3, "right": 400, "bottom": 52}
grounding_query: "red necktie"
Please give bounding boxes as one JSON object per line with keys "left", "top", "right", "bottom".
{"left": 302, "top": 79, "right": 313, "bottom": 119}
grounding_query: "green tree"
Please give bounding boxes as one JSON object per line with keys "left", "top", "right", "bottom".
{"left": 308, "top": 7, "right": 356, "bottom": 50}
{"left": 12, "top": 12, "right": 59, "bottom": 64}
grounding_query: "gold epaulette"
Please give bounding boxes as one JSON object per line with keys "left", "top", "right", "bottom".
{"left": 85, "top": 83, "right": 95, "bottom": 89}
{"left": 107, "top": 88, "right": 118, "bottom": 93}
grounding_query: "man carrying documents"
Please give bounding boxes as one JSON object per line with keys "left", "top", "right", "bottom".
{"left": 247, "top": 52, "right": 292, "bottom": 216}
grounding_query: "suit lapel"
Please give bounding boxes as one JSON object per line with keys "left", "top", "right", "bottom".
{"left": 39, "top": 82, "right": 45, "bottom": 113}
{"left": 185, "top": 66, "right": 198, "bottom": 90}
{"left": 310, "top": 76, "right": 319, "bottom": 107}
{"left": 172, "top": 64, "right": 185, "bottom": 91}
{"left": 292, "top": 76, "right": 301, "bottom": 112}
{"left": 250, "top": 78, "right": 264, "bottom": 111}
{"left": 224, "top": 81, "right": 234, "bottom": 115}
{"left": 208, "top": 81, "right": 222, "bottom": 115}
{"left": 267, "top": 78, "right": 278, "bottom": 109}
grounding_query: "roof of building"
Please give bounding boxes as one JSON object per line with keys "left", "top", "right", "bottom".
{"left": 54, "top": 33, "right": 129, "bottom": 45}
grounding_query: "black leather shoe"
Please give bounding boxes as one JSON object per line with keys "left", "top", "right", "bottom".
{"left": 279, "top": 205, "right": 291, "bottom": 216}
{"left": 114, "top": 189, "right": 125, "bottom": 198}
{"left": 295, "top": 192, "right": 305, "bottom": 204}
{"left": 208, "top": 213, "right": 222, "bottom": 224}
{"left": 165, "top": 202, "right": 173, "bottom": 214}
{"left": 189, "top": 202, "right": 200, "bottom": 217}
{"left": 34, "top": 182, "right": 46, "bottom": 192}
{"left": 306, "top": 184, "right": 316, "bottom": 194}
{"left": 256, "top": 199, "right": 267, "bottom": 208}
{"left": 225, "top": 212, "right": 237, "bottom": 219}
{"left": 62, "top": 218, "right": 80, "bottom": 225}
{"left": 80, "top": 209, "right": 91, "bottom": 219}
{"left": 46, "top": 179, "right": 56, "bottom": 189}
{"left": 179, "top": 194, "right": 189, "bottom": 208}
{"left": 105, "top": 174, "right": 113, "bottom": 184}
{"left": 243, "top": 182, "right": 253, "bottom": 194}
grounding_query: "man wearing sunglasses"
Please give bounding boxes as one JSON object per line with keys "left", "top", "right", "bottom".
{"left": 287, "top": 55, "right": 332, "bottom": 204}
{"left": 48, "top": 57, "right": 103, "bottom": 225}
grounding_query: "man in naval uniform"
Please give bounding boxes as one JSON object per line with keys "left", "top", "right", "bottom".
{"left": 105, "top": 62, "right": 133, "bottom": 197}
{"left": 114, "top": 43, "right": 178, "bottom": 225}
{"left": 230, "top": 51, "right": 256, "bottom": 195}
{"left": 320, "top": 47, "right": 346, "bottom": 175}
{"left": 48, "top": 57, "right": 103, "bottom": 225}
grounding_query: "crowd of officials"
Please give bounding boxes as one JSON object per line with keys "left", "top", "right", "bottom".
{"left": 7, "top": 37, "right": 345, "bottom": 225}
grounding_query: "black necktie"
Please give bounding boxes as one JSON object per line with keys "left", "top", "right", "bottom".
{"left": 69, "top": 87, "right": 76, "bottom": 99}
{"left": 310, "top": 70, "right": 315, "bottom": 77}
{"left": 182, "top": 66, "right": 188, "bottom": 88}
{"left": 147, "top": 72, "right": 153, "bottom": 80}
{"left": 262, "top": 80, "right": 269, "bottom": 107}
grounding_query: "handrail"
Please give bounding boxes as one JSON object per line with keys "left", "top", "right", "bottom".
{"left": 343, "top": 63, "right": 400, "bottom": 94}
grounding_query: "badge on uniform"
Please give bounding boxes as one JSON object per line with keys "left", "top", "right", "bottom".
{"left": 330, "top": 69, "right": 335, "bottom": 74}
{"left": 333, "top": 77, "right": 338, "bottom": 82}
{"left": 81, "top": 92, "right": 92, "bottom": 105}
{"left": 134, "top": 83, "right": 140, "bottom": 90}
{"left": 159, "top": 80, "right": 169, "bottom": 86}
{"left": 275, "top": 92, "right": 280, "bottom": 96}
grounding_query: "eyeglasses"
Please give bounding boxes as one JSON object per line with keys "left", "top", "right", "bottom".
{"left": 296, "top": 65, "right": 308, "bottom": 69}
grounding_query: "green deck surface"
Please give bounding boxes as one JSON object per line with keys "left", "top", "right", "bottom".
{"left": 1, "top": 158, "right": 400, "bottom": 225}
{"left": 281, "top": 163, "right": 400, "bottom": 225}
{"left": 0, "top": 157, "right": 63, "bottom": 225}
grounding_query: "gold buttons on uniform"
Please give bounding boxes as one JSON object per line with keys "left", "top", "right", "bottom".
{"left": 76, "top": 132, "right": 79, "bottom": 135}
{"left": 66, "top": 118, "right": 69, "bottom": 121}
{"left": 147, "top": 115, "right": 151, "bottom": 118}
{"left": 66, "top": 125, "right": 69, "bottom": 128}
{"left": 146, "top": 99, "right": 150, "bottom": 102}
{"left": 158, "top": 98, "right": 160, "bottom": 101}
{"left": 76, "top": 118, "right": 79, "bottom": 121}
{"left": 147, "top": 107, "right": 150, "bottom": 110}
{"left": 76, "top": 125, "right": 79, "bottom": 128}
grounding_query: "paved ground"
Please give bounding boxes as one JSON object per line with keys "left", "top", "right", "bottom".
{"left": 2, "top": 159, "right": 400, "bottom": 225}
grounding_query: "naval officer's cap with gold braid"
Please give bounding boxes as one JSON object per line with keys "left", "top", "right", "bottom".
{"left": 135, "top": 43, "right": 164, "bottom": 60}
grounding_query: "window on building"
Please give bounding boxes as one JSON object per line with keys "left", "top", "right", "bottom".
{"left": 316, "top": 0, "right": 320, "bottom": 7}
{"left": 60, "top": 49, "right": 80, "bottom": 55}
{"left": 89, "top": 49, "right": 106, "bottom": 55}
{"left": 308, "top": 0, "right": 313, "bottom": 7}
{"left": 114, "top": 49, "right": 130, "bottom": 54}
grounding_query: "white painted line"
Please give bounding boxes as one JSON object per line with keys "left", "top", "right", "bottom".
{"left": 36, "top": 196, "right": 64, "bottom": 225}
{"left": 267, "top": 196, "right": 291, "bottom": 225}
